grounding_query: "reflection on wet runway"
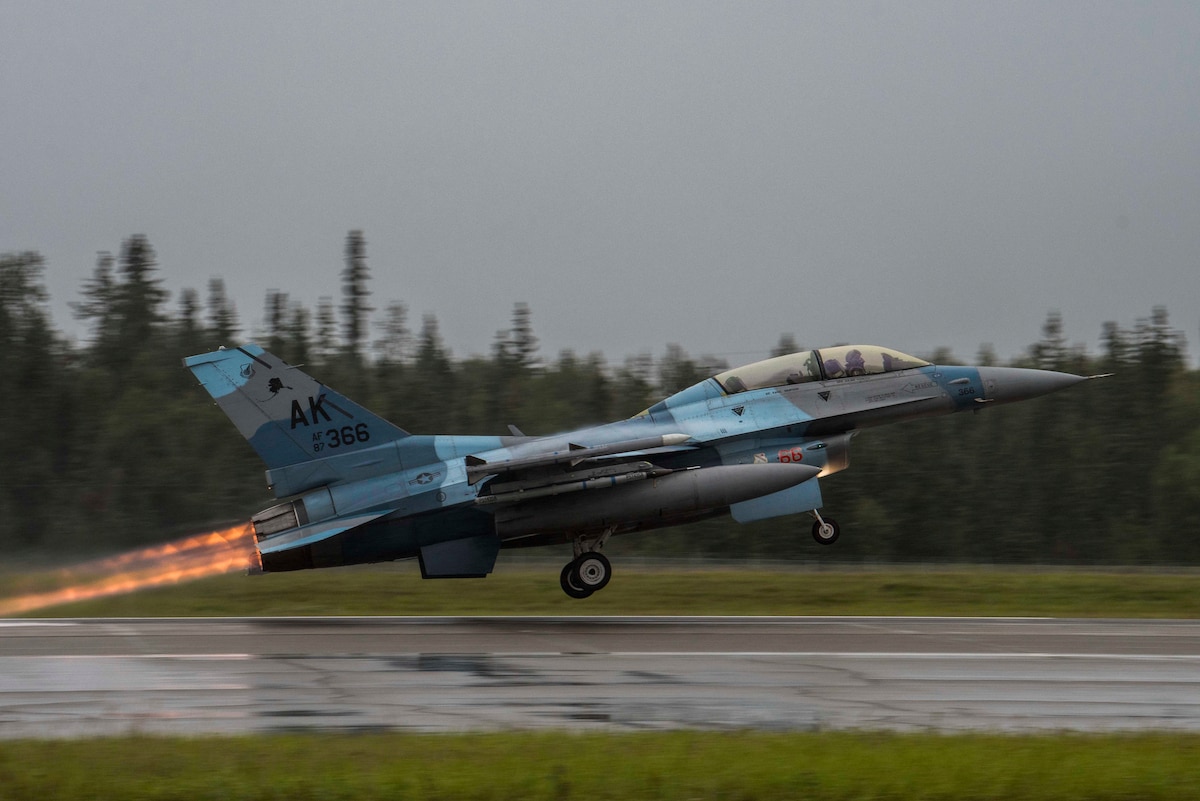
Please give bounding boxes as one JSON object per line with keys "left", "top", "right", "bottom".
{"left": 2, "top": 617, "right": 1199, "bottom": 738}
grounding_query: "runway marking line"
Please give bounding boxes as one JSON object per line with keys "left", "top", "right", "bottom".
{"left": 0, "top": 654, "right": 253, "bottom": 660}
{"left": 603, "top": 652, "right": 1200, "bottom": 661}
{"left": 6, "top": 652, "right": 1198, "bottom": 662}
{"left": 334, "top": 651, "right": 1200, "bottom": 662}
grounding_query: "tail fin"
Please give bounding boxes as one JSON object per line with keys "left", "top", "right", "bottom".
{"left": 184, "top": 345, "right": 409, "bottom": 470}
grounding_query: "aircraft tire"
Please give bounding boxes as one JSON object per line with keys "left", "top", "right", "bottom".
{"left": 811, "top": 518, "right": 840, "bottom": 545}
{"left": 560, "top": 562, "right": 593, "bottom": 599}
{"left": 574, "top": 553, "right": 612, "bottom": 592}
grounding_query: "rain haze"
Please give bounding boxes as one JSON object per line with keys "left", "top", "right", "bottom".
{"left": 3, "top": 1, "right": 1198, "bottom": 366}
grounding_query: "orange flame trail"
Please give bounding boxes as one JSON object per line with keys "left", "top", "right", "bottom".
{"left": 0, "top": 524, "right": 258, "bottom": 616}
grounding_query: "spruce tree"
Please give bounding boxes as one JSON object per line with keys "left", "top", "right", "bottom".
{"left": 341, "top": 230, "right": 372, "bottom": 362}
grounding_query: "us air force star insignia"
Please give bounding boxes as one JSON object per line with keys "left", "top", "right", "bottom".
{"left": 818, "top": 391, "right": 831, "bottom": 401}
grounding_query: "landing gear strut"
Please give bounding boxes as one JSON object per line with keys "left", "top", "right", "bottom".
{"left": 811, "top": 510, "right": 840, "bottom": 545}
{"left": 559, "top": 528, "right": 615, "bottom": 599}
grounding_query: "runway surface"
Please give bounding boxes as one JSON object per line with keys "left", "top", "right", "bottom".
{"left": 2, "top": 616, "right": 1199, "bottom": 738}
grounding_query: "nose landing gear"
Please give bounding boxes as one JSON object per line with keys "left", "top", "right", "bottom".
{"left": 811, "top": 510, "right": 840, "bottom": 545}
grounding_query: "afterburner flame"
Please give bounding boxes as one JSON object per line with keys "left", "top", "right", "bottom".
{"left": 0, "top": 524, "right": 258, "bottom": 616}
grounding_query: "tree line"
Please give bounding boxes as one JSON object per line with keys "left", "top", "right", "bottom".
{"left": 2, "top": 232, "right": 1197, "bottom": 563}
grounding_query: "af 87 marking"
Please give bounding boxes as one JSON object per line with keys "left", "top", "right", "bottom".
{"left": 312, "top": 424, "right": 371, "bottom": 452}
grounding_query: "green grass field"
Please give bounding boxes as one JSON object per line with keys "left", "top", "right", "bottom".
{"left": 1, "top": 731, "right": 1197, "bottom": 800}
{"left": 3, "top": 561, "right": 1199, "bottom": 618}
{"left": 3, "top": 566, "right": 1198, "bottom": 798}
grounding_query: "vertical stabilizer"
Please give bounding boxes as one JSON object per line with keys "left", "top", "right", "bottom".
{"left": 183, "top": 345, "right": 409, "bottom": 470}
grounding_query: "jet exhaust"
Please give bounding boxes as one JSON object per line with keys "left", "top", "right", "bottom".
{"left": 0, "top": 524, "right": 258, "bottom": 616}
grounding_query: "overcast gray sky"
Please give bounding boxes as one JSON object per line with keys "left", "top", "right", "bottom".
{"left": 3, "top": 1, "right": 1197, "bottom": 366}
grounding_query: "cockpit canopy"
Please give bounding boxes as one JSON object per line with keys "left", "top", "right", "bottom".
{"left": 715, "top": 345, "right": 930, "bottom": 394}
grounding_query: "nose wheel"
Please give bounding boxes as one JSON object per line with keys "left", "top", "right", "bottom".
{"left": 559, "top": 552, "right": 612, "bottom": 599}
{"left": 811, "top": 511, "right": 840, "bottom": 545}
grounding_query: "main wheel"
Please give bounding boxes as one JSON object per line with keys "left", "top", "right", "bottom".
{"left": 560, "top": 562, "right": 593, "bottom": 599}
{"left": 811, "top": 518, "right": 840, "bottom": 545}
{"left": 573, "top": 552, "right": 612, "bottom": 592}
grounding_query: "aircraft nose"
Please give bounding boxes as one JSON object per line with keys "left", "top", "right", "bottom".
{"left": 976, "top": 366, "right": 1087, "bottom": 405}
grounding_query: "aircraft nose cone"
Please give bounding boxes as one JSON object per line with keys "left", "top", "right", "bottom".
{"left": 977, "top": 366, "right": 1087, "bottom": 405}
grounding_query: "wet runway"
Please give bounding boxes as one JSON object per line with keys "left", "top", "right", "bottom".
{"left": 2, "top": 616, "right": 1200, "bottom": 738}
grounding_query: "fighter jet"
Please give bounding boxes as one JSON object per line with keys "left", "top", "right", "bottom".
{"left": 185, "top": 344, "right": 1097, "bottom": 597}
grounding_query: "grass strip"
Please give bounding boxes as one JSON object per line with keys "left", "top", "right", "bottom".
{"left": 0, "top": 730, "right": 1197, "bottom": 800}
{"left": 5, "top": 565, "right": 1200, "bottom": 618}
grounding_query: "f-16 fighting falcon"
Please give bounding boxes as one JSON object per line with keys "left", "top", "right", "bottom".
{"left": 185, "top": 344, "right": 1098, "bottom": 597}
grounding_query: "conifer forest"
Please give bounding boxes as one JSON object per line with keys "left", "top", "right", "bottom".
{"left": 2, "top": 232, "right": 1197, "bottom": 564}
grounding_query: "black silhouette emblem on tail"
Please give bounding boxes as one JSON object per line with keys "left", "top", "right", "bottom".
{"left": 264, "top": 377, "right": 293, "bottom": 399}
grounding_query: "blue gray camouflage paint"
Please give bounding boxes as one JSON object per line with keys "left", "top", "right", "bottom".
{"left": 185, "top": 343, "right": 1092, "bottom": 596}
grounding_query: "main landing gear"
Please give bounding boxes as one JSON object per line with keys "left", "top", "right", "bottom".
{"left": 811, "top": 510, "right": 840, "bottom": 545}
{"left": 560, "top": 552, "right": 612, "bottom": 598}
{"left": 560, "top": 528, "right": 615, "bottom": 599}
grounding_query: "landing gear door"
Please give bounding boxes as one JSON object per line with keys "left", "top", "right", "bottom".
{"left": 730, "top": 476, "right": 823, "bottom": 523}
